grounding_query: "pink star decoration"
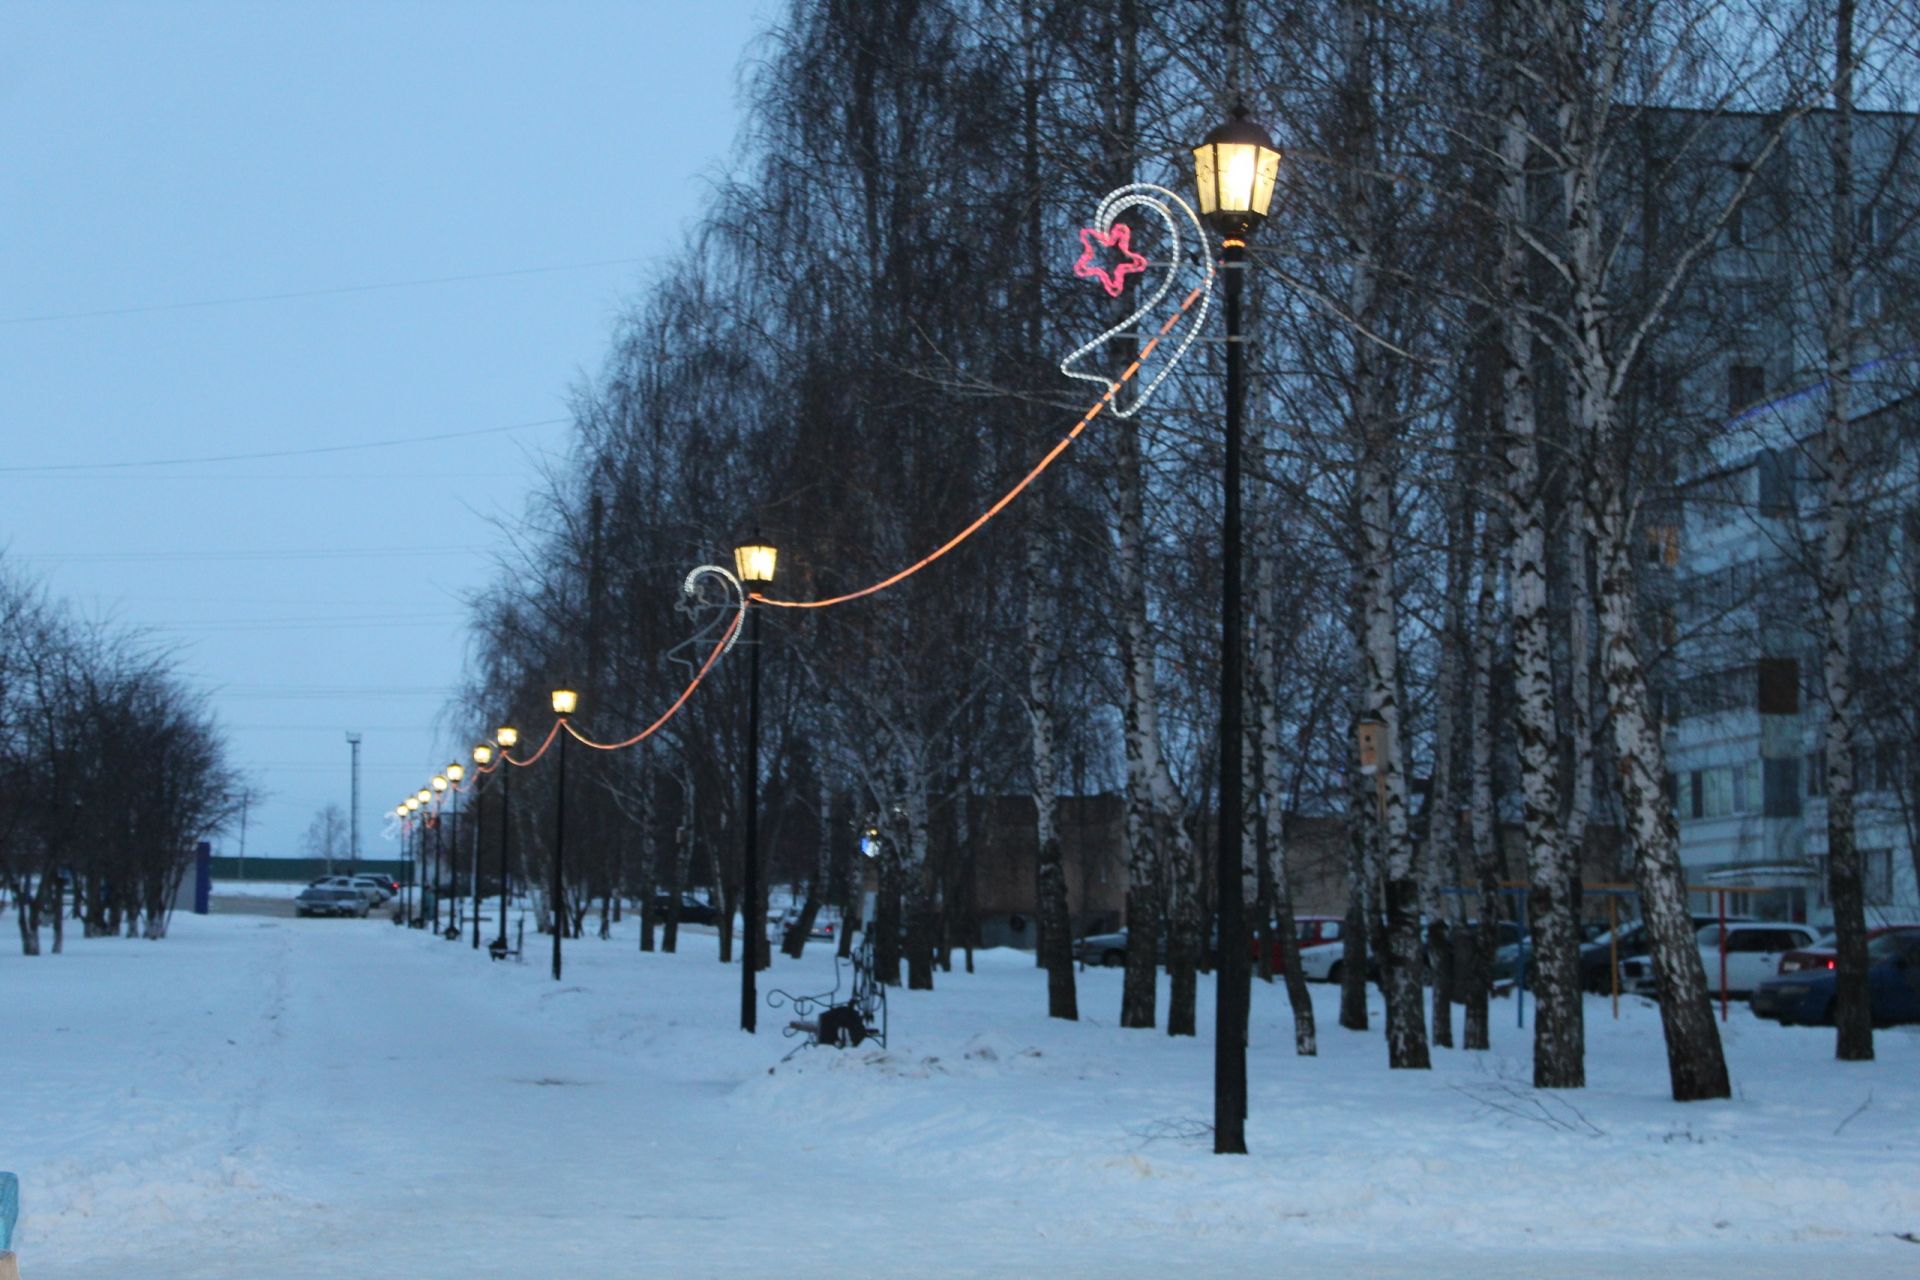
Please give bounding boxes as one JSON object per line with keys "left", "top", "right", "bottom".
{"left": 1073, "top": 223, "right": 1148, "bottom": 297}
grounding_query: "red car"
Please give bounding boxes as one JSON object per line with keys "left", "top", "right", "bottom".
{"left": 1250, "top": 915, "right": 1344, "bottom": 971}
{"left": 1775, "top": 924, "right": 1920, "bottom": 975}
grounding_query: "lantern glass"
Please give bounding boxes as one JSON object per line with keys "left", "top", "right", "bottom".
{"left": 733, "top": 543, "right": 778, "bottom": 586}
{"left": 551, "top": 688, "right": 578, "bottom": 716}
{"left": 1192, "top": 111, "right": 1281, "bottom": 235}
{"left": 473, "top": 744, "right": 493, "bottom": 765}
{"left": 395, "top": 804, "right": 408, "bottom": 818}
{"left": 432, "top": 775, "right": 447, "bottom": 793}
{"left": 416, "top": 789, "right": 431, "bottom": 805}
{"left": 447, "top": 763, "right": 464, "bottom": 783}
{"left": 496, "top": 725, "right": 519, "bottom": 748}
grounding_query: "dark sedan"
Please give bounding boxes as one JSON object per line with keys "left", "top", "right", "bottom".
{"left": 1752, "top": 930, "right": 1920, "bottom": 1025}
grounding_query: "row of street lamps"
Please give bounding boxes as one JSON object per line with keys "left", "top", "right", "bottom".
{"left": 384, "top": 539, "right": 779, "bottom": 1006}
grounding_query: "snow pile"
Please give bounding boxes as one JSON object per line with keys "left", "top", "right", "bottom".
{"left": 3, "top": 914, "right": 1916, "bottom": 1278}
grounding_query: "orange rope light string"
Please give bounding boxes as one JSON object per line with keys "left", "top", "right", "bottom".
{"left": 562, "top": 609, "right": 745, "bottom": 751}
{"left": 752, "top": 285, "right": 1205, "bottom": 610}
{"left": 421, "top": 283, "right": 1202, "bottom": 768}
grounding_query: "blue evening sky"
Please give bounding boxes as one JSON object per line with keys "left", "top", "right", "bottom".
{"left": 1, "top": 1, "right": 774, "bottom": 863}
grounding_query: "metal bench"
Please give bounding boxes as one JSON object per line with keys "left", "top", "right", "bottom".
{"left": 767, "top": 932, "right": 888, "bottom": 1059}
{"left": 488, "top": 918, "right": 525, "bottom": 962}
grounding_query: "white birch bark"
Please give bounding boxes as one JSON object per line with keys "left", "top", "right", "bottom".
{"left": 1498, "top": 33, "right": 1584, "bottom": 1088}
{"left": 1547, "top": 0, "right": 1730, "bottom": 1101}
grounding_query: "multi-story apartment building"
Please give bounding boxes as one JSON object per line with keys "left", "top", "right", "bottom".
{"left": 1653, "top": 107, "right": 1918, "bottom": 927}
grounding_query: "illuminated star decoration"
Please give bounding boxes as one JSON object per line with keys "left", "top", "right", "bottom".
{"left": 1073, "top": 223, "right": 1148, "bottom": 297}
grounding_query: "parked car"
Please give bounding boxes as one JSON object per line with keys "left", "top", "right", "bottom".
{"left": 770, "top": 908, "right": 836, "bottom": 942}
{"left": 648, "top": 893, "right": 719, "bottom": 927}
{"left": 1250, "top": 915, "right": 1344, "bottom": 971}
{"left": 1075, "top": 926, "right": 1135, "bottom": 968}
{"left": 1619, "top": 921, "right": 1819, "bottom": 997}
{"left": 309, "top": 874, "right": 381, "bottom": 906}
{"left": 295, "top": 887, "right": 369, "bottom": 918}
{"left": 1752, "top": 929, "right": 1920, "bottom": 1025}
{"left": 349, "top": 873, "right": 398, "bottom": 902}
{"left": 1296, "top": 938, "right": 1382, "bottom": 984}
{"left": 1579, "top": 914, "right": 1753, "bottom": 992}
{"left": 1773, "top": 924, "right": 1920, "bottom": 977}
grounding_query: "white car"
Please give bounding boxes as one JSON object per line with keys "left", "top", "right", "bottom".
{"left": 1297, "top": 939, "right": 1352, "bottom": 983}
{"left": 1620, "top": 922, "right": 1820, "bottom": 997}
{"left": 310, "top": 875, "right": 382, "bottom": 906}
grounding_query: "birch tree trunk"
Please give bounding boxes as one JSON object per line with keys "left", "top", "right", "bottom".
{"left": 903, "top": 765, "right": 936, "bottom": 991}
{"left": 1338, "top": 765, "right": 1373, "bottom": 1032}
{"left": 1359, "top": 441, "right": 1428, "bottom": 1069}
{"left": 1549, "top": 0, "right": 1729, "bottom": 1101}
{"left": 1427, "top": 462, "right": 1471, "bottom": 1051}
{"left": 1821, "top": 0, "right": 1872, "bottom": 1063}
{"left": 1027, "top": 532, "right": 1077, "bottom": 1020}
{"left": 1463, "top": 519, "right": 1502, "bottom": 1050}
{"left": 1497, "top": 48, "right": 1583, "bottom": 1087}
{"left": 1255, "top": 545, "right": 1316, "bottom": 1055}
{"left": 782, "top": 778, "right": 833, "bottom": 959}
{"left": 1116, "top": 411, "right": 1164, "bottom": 1030}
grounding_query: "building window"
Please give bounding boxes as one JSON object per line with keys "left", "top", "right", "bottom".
{"left": 1690, "top": 771, "right": 1705, "bottom": 820}
{"left": 1858, "top": 205, "right": 1881, "bottom": 248}
{"left": 1729, "top": 363, "right": 1765, "bottom": 414}
{"left": 1763, "top": 758, "right": 1802, "bottom": 818}
{"left": 1757, "top": 448, "right": 1795, "bottom": 516}
{"left": 1851, "top": 282, "right": 1884, "bottom": 326}
{"left": 1865, "top": 849, "right": 1893, "bottom": 906}
{"left": 1806, "top": 750, "right": 1827, "bottom": 798}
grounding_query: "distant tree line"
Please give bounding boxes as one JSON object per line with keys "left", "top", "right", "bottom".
{"left": 0, "top": 561, "right": 242, "bottom": 952}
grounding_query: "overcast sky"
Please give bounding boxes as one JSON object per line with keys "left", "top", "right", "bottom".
{"left": 1, "top": 0, "right": 774, "bottom": 863}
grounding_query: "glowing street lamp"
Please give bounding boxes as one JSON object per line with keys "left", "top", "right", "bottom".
{"left": 1191, "top": 107, "right": 1281, "bottom": 239}
{"left": 733, "top": 542, "right": 778, "bottom": 588}
{"left": 494, "top": 726, "right": 519, "bottom": 955}
{"left": 735, "top": 537, "right": 777, "bottom": 1033}
{"left": 550, "top": 690, "right": 576, "bottom": 981}
{"left": 1193, "top": 104, "right": 1280, "bottom": 1159}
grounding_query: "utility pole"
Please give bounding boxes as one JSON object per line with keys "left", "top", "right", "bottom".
{"left": 238, "top": 788, "right": 251, "bottom": 882}
{"left": 345, "top": 732, "right": 363, "bottom": 869}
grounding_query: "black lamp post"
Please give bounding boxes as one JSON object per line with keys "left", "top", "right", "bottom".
{"left": 411, "top": 792, "right": 429, "bottom": 924}
{"left": 495, "top": 725, "right": 518, "bottom": 953}
{"left": 734, "top": 539, "right": 778, "bottom": 1033}
{"left": 431, "top": 774, "right": 449, "bottom": 933}
{"left": 468, "top": 751, "right": 489, "bottom": 950}
{"left": 446, "top": 762, "right": 465, "bottom": 940}
{"left": 1193, "top": 104, "right": 1281, "bottom": 1157}
{"left": 398, "top": 803, "right": 415, "bottom": 922}
{"left": 550, "top": 688, "right": 578, "bottom": 981}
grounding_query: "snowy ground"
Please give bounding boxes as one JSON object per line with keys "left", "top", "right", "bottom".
{"left": 4, "top": 913, "right": 1916, "bottom": 1278}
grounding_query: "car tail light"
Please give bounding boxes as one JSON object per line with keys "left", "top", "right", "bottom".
{"left": 1825, "top": 958, "right": 1835, "bottom": 969}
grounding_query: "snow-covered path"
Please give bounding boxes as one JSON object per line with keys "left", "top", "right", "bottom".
{"left": 6, "top": 913, "right": 1918, "bottom": 1277}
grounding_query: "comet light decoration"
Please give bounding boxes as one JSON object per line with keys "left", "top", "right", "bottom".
{"left": 1059, "top": 182, "right": 1216, "bottom": 419}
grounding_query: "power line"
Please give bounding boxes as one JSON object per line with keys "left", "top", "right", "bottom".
{"left": 17, "top": 546, "right": 486, "bottom": 564}
{"left": 0, "top": 417, "right": 568, "bottom": 474}
{"left": 0, "top": 256, "right": 647, "bottom": 326}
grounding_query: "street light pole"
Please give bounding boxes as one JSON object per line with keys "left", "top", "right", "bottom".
{"left": 551, "top": 690, "right": 578, "bottom": 981}
{"left": 734, "top": 539, "right": 778, "bottom": 1034}
{"left": 1193, "top": 104, "right": 1280, "bottom": 1157}
{"left": 1217, "top": 229, "right": 1250, "bottom": 1152}
{"left": 446, "top": 763, "right": 465, "bottom": 940}
{"left": 497, "top": 726, "right": 518, "bottom": 953}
